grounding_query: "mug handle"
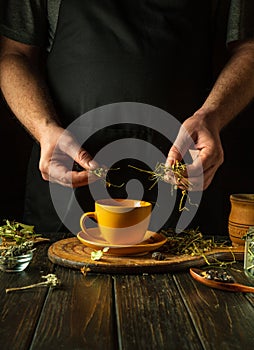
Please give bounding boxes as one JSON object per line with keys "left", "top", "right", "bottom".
{"left": 80, "top": 212, "right": 97, "bottom": 233}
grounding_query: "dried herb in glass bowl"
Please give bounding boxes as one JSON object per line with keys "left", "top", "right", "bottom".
{"left": 0, "top": 220, "right": 41, "bottom": 272}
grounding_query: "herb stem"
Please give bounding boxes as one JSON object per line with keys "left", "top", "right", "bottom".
{"left": 6, "top": 282, "right": 48, "bottom": 293}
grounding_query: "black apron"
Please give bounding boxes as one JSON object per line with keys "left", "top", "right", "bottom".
{"left": 24, "top": 0, "right": 217, "bottom": 234}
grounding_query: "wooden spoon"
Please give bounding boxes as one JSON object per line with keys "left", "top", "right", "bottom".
{"left": 190, "top": 267, "right": 254, "bottom": 293}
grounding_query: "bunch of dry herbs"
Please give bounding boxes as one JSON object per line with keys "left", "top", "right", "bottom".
{"left": 153, "top": 227, "right": 234, "bottom": 266}
{"left": 0, "top": 220, "right": 41, "bottom": 260}
{"left": 161, "top": 228, "right": 222, "bottom": 255}
{"left": 0, "top": 241, "right": 35, "bottom": 258}
{"left": 0, "top": 241, "right": 35, "bottom": 271}
{"left": 0, "top": 220, "right": 40, "bottom": 245}
{"left": 128, "top": 161, "right": 196, "bottom": 211}
{"left": 129, "top": 161, "right": 191, "bottom": 191}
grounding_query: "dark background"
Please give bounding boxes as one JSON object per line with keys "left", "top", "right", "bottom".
{"left": 0, "top": 95, "right": 33, "bottom": 222}
{"left": 1, "top": 12, "right": 254, "bottom": 236}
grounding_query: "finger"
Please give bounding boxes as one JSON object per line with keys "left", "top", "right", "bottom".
{"left": 46, "top": 159, "right": 87, "bottom": 188}
{"left": 185, "top": 151, "right": 204, "bottom": 178}
{"left": 74, "top": 148, "right": 99, "bottom": 171}
{"left": 181, "top": 164, "right": 217, "bottom": 191}
{"left": 57, "top": 131, "right": 99, "bottom": 171}
{"left": 166, "top": 144, "right": 183, "bottom": 167}
{"left": 48, "top": 168, "right": 97, "bottom": 188}
{"left": 167, "top": 125, "right": 194, "bottom": 162}
{"left": 71, "top": 170, "right": 98, "bottom": 188}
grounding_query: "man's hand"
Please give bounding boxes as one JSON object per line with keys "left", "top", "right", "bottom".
{"left": 39, "top": 126, "right": 99, "bottom": 188}
{"left": 166, "top": 114, "right": 224, "bottom": 191}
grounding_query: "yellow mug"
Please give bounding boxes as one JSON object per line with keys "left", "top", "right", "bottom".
{"left": 80, "top": 198, "right": 152, "bottom": 245}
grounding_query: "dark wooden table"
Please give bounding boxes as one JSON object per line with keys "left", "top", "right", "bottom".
{"left": 1, "top": 232, "right": 254, "bottom": 350}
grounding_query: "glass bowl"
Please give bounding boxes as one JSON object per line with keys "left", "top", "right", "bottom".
{"left": 0, "top": 251, "right": 33, "bottom": 272}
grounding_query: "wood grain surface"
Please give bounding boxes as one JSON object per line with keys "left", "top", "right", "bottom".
{"left": 48, "top": 237, "right": 244, "bottom": 274}
{"left": 1, "top": 233, "right": 254, "bottom": 350}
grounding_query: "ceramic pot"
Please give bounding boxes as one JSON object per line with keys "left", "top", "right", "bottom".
{"left": 228, "top": 194, "right": 254, "bottom": 246}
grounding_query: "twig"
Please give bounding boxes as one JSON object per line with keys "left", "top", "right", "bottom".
{"left": 89, "top": 167, "right": 124, "bottom": 188}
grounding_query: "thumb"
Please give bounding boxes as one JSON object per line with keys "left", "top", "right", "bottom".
{"left": 74, "top": 148, "right": 98, "bottom": 171}
{"left": 56, "top": 129, "right": 99, "bottom": 170}
{"left": 166, "top": 126, "right": 193, "bottom": 166}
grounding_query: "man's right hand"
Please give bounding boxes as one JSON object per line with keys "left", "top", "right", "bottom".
{"left": 39, "top": 126, "right": 99, "bottom": 188}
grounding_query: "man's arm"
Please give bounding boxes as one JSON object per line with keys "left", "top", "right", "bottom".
{"left": 198, "top": 39, "right": 254, "bottom": 129}
{"left": 0, "top": 36, "right": 97, "bottom": 187}
{"left": 166, "top": 39, "right": 254, "bottom": 190}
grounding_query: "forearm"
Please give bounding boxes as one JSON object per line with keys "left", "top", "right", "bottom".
{"left": 0, "top": 51, "right": 61, "bottom": 142}
{"left": 194, "top": 40, "right": 254, "bottom": 130}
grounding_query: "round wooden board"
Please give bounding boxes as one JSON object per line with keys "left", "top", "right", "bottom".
{"left": 48, "top": 237, "right": 244, "bottom": 274}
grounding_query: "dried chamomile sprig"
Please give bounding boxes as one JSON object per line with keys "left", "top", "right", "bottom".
{"left": 6, "top": 274, "right": 61, "bottom": 293}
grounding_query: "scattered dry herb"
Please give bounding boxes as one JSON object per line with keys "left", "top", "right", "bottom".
{"left": 81, "top": 265, "right": 91, "bottom": 277}
{"left": 90, "top": 247, "right": 109, "bottom": 261}
{"left": 158, "top": 227, "right": 236, "bottom": 267}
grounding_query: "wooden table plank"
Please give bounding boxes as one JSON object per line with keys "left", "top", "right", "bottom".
{"left": 0, "top": 241, "right": 55, "bottom": 350}
{"left": 114, "top": 274, "right": 203, "bottom": 350}
{"left": 30, "top": 266, "right": 118, "bottom": 350}
{"left": 173, "top": 265, "right": 254, "bottom": 350}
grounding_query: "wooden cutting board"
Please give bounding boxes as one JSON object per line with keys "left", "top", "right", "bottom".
{"left": 48, "top": 236, "right": 244, "bottom": 274}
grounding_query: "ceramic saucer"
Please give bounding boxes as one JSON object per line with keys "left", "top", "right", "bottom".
{"left": 77, "top": 228, "right": 167, "bottom": 256}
